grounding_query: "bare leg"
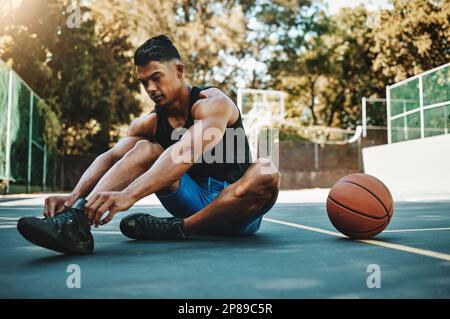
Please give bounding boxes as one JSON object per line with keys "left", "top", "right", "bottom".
{"left": 183, "top": 158, "right": 281, "bottom": 236}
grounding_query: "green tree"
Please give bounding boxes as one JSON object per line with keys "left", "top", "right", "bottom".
{"left": 267, "top": 5, "right": 394, "bottom": 129}
{"left": 92, "top": 0, "right": 249, "bottom": 95}
{"left": 0, "top": 0, "right": 141, "bottom": 154}
{"left": 319, "top": 7, "right": 389, "bottom": 127}
{"left": 373, "top": 0, "right": 450, "bottom": 82}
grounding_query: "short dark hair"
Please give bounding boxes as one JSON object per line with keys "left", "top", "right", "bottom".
{"left": 134, "top": 35, "right": 182, "bottom": 66}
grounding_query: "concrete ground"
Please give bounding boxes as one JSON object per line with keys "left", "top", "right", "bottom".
{"left": 1, "top": 189, "right": 449, "bottom": 298}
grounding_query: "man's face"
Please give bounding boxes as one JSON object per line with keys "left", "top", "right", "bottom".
{"left": 136, "top": 60, "right": 183, "bottom": 106}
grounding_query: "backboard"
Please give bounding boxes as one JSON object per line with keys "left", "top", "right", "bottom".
{"left": 236, "top": 88, "right": 284, "bottom": 161}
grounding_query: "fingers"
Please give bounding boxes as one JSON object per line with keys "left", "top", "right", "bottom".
{"left": 44, "top": 198, "right": 49, "bottom": 218}
{"left": 44, "top": 198, "right": 57, "bottom": 218}
{"left": 44, "top": 195, "right": 76, "bottom": 218}
{"left": 86, "top": 193, "right": 116, "bottom": 226}
{"left": 64, "top": 196, "right": 76, "bottom": 208}
{"left": 99, "top": 208, "right": 117, "bottom": 226}
{"left": 55, "top": 201, "right": 68, "bottom": 214}
{"left": 85, "top": 194, "right": 103, "bottom": 225}
{"left": 94, "top": 199, "right": 114, "bottom": 227}
{"left": 85, "top": 192, "right": 125, "bottom": 227}
{"left": 43, "top": 198, "right": 49, "bottom": 218}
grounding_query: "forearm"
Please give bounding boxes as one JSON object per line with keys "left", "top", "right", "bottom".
{"left": 71, "top": 152, "right": 117, "bottom": 198}
{"left": 123, "top": 145, "right": 191, "bottom": 202}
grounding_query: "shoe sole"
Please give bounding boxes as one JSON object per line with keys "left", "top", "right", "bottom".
{"left": 17, "top": 220, "right": 93, "bottom": 255}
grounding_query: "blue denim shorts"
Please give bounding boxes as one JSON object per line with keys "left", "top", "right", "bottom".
{"left": 155, "top": 173, "right": 275, "bottom": 236}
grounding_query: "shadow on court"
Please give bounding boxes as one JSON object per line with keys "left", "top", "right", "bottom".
{"left": 0, "top": 200, "right": 449, "bottom": 298}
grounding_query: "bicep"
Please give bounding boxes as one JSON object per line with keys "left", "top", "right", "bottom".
{"left": 127, "top": 113, "right": 157, "bottom": 138}
{"left": 178, "top": 99, "right": 232, "bottom": 156}
{"left": 109, "top": 114, "right": 156, "bottom": 160}
{"left": 191, "top": 95, "right": 233, "bottom": 131}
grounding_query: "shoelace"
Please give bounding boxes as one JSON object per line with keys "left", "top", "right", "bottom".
{"left": 137, "top": 215, "right": 174, "bottom": 232}
{"left": 47, "top": 208, "right": 80, "bottom": 226}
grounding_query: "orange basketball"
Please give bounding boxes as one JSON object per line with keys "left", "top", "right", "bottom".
{"left": 326, "top": 173, "right": 394, "bottom": 239}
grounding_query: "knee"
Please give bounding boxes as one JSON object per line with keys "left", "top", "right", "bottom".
{"left": 125, "top": 140, "right": 162, "bottom": 163}
{"left": 254, "top": 172, "right": 280, "bottom": 199}
{"left": 235, "top": 158, "right": 280, "bottom": 199}
{"left": 254, "top": 168, "right": 280, "bottom": 207}
{"left": 253, "top": 158, "right": 281, "bottom": 190}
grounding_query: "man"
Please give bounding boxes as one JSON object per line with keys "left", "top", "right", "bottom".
{"left": 17, "top": 35, "right": 280, "bottom": 255}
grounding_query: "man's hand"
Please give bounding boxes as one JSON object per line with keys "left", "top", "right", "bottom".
{"left": 85, "top": 191, "right": 136, "bottom": 227}
{"left": 44, "top": 194, "right": 78, "bottom": 218}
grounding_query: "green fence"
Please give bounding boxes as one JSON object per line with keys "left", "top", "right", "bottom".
{"left": 386, "top": 63, "right": 450, "bottom": 143}
{"left": 0, "top": 59, "right": 57, "bottom": 194}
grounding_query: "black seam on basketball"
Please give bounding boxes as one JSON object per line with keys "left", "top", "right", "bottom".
{"left": 387, "top": 199, "right": 394, "bottom": 221}
{"left": 338, "top": 180, "right": 389, "bottom": 217}
{"left": 342, "top": 176, "right": 394, "bottom": 216}
{"left": 337, "top": 219, "right": 390, "bottom": 234}
{"left": 328, "top": 209, "right": 390, "bottom": 235}
{"left": 327, "top": 196, "right": 387, "bottom": 220}
{"left": 338, "top": 180, "right": 389, "bottom": 214}
{"left": 368, "top": 174, "right": 394, "bottom": 212}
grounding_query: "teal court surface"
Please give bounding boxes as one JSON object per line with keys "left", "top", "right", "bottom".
{"left": 0, "top": 190, "right": 449, "bottom": 298}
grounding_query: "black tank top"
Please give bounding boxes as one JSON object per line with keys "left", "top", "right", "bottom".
{"left": 150, "top": 86, "right": 252, "bottom": 183}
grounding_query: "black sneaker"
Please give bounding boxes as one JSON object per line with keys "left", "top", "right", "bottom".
{"left": 120, "top": 213, "right": 187, "bottom": 240}
{"left": 17, "top": 208, "right": 94, "bottom": 255}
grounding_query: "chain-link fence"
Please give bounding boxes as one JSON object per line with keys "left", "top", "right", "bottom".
{"left": 0, "top": 59, "right": 58, "bottom": 194}
{"left": 387, "top": 63, "right": 450, "bottom": 143}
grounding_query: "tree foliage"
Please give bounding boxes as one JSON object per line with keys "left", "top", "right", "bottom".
{"left": 373, "top": 0, "right": 450, "bottom": 81}
{"left": 92, "top": 0, "right": 249, "bottom": 93}
{"left": 265, "top": 0, "right": 449, "bottom": 128}
{"left": 0, "top": 0, "right": 141, "bottom": 154}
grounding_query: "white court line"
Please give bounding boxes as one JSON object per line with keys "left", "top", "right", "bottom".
{"left": 263, "top": 217, "right": 450, "bottom": 262}
{"left": 384, "top": 227, "right": 450, "bottom": 233}
{"left": 2, "top": 221, "right": 450, "bottom": 235}
{"left": 92, "top": 231, "right": 122, "bottom": 235}
{"left": 0, "top": 225, "right": 16, "bottom": 229}
{"left": 2, "top": 215, "right": 450, "bottom": 261}
{"left": 0, "top": 217, "right": 20, "bottom": 220}
{"left": 0, "top": 207, "right": 41, "bottom": 210}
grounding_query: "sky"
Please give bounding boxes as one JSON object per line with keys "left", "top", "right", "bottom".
{"left": 323, "top": 0, "right": 393, "bottom": 15}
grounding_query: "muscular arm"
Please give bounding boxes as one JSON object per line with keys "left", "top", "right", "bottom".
{"left": 70, "top": 114, "right": 156, "bottom": 199}
{"left": 123, "top": 88, "right": 235, "bottom": 202}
